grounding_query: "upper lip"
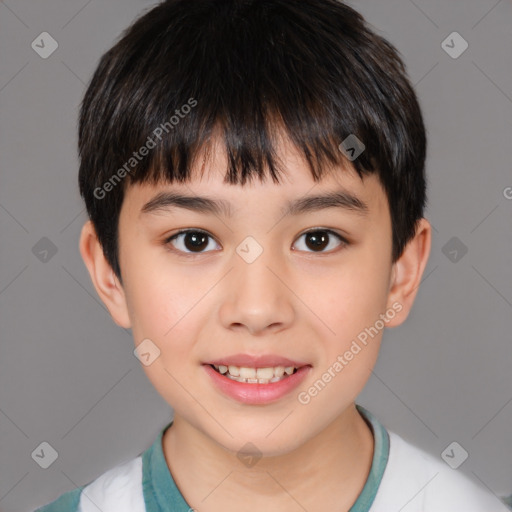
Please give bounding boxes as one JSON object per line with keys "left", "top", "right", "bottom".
{"left": 204, "top": 354, "right": 309, "bottom": 368}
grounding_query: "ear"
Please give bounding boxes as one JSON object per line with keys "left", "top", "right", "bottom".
{"left": 79, "top": 220, "right": 131, "bottom": 329}
{"left": 385, "top": 218, "right": 431, "bottom": 327}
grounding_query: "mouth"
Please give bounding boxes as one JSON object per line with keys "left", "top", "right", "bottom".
{"left": 204, "top": 362, "right": 311, "bottom": 405}
{"left": 203, "top": 354, "right": 311, "bottom": 404}
{"left": 209, "top": 364, "right": 299, "bottom": 384}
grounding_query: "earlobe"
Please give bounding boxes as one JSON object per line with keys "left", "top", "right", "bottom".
{"left": 79, "top": 220, "right": 132, "bottom": 329}
{"left": 385, "top": 218, "right": 432, "bottom": 327}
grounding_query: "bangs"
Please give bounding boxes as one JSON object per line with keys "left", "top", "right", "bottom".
{"left": 127, "top": 107, "right": 366, "bottom": 190}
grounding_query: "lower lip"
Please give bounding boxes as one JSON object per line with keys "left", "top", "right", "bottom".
{"left": 203, "top": 364, "right": 311, "bottom": 405}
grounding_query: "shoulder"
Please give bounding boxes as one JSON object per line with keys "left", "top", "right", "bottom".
{"left": 33, "top": 456, "right": 145, "bottom": 512}
{"left": 371, "top": 430, "right": 510, "bottom": 512}
{"left": 79, "top": 456, "right": 145, "bottom": 511}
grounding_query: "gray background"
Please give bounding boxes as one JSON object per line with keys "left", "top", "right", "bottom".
{"left": 1, "top": 0, "right": 511, "bottom": 511}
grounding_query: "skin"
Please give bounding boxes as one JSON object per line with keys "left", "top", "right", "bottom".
{"left": 80, "top": 136, "right": 431, "bottom": 511}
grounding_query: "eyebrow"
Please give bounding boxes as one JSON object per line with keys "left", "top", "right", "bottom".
{"left": 140, "top": 189, "right": 368, "bottom": 218}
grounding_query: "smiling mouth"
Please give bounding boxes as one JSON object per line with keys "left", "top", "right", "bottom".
{"left": 209, "top": 364, "right": 299, "bottom": 384}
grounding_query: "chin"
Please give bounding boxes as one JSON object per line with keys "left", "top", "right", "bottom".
{"left": 210, "top": 419, "right": 308, "bottom": 458}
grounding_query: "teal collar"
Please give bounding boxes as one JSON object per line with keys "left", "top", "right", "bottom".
{"left": 350, "top": 404, "right": 390, "bottom": 511}
{"left": 142, "top": 404, "right": 389, "bottom": 511}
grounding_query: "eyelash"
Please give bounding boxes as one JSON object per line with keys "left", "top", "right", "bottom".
{"left": 163, "top": 228, "right": 349, "bottom": 257}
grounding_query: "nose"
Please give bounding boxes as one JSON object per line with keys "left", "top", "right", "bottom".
{"left": 218, "top": 247, "right": 295, "bottom": 336}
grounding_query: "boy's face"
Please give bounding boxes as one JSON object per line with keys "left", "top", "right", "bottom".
{"left": 82, "top": 137, "right": 429, "bottom": 456}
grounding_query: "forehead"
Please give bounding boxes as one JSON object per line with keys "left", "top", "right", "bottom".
{"left": 120, "top": 137, "right": 388, "bottom": 222}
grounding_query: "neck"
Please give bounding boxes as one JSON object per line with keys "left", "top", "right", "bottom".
{"left": 162, "top": 403, "right": 375, "bottom": 512}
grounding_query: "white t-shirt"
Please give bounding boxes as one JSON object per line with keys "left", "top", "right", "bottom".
{"left": 35, "top": 405, "right": 511, "bottom": 512}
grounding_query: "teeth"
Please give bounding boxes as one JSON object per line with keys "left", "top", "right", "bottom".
{"left": 274, "top": 366, "right": 285, "bottom": 377}
{"left": 228, "top": 365, "right": 240, "bottom": 376}
{"left": 256, "top": 367, "right": 274, "bottom": 379}
{"left": 239, "top": 367, "right": 256, "bottom": 379}
{"left": 212, "top": 364, "right": 299, "bottom": 383}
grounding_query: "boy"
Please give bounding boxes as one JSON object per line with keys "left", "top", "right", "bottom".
{"left": 35, "top": 0, "right": 510, "bottom": 510}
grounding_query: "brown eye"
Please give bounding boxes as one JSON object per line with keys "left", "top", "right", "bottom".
{"left": 293, "top": 229, "right": 346, "bottom": 253}
{"left": 165, "top": 228, "right": 347, "bottom": 256}
{"left": 166, "top": 230, "right": 219, "bottom": 254}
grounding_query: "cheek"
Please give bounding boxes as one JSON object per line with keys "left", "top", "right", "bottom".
{"left": 125, "top": 261, "right": 206, "bottom": 408}
{"left": 307, "top": 263, "right": 389, "bottom": 406}
{"left": 316, "top": 259, "right": 390, "bottom": 342}
{"left": 123, "top": 249, "right": 203, "bottom": 357}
